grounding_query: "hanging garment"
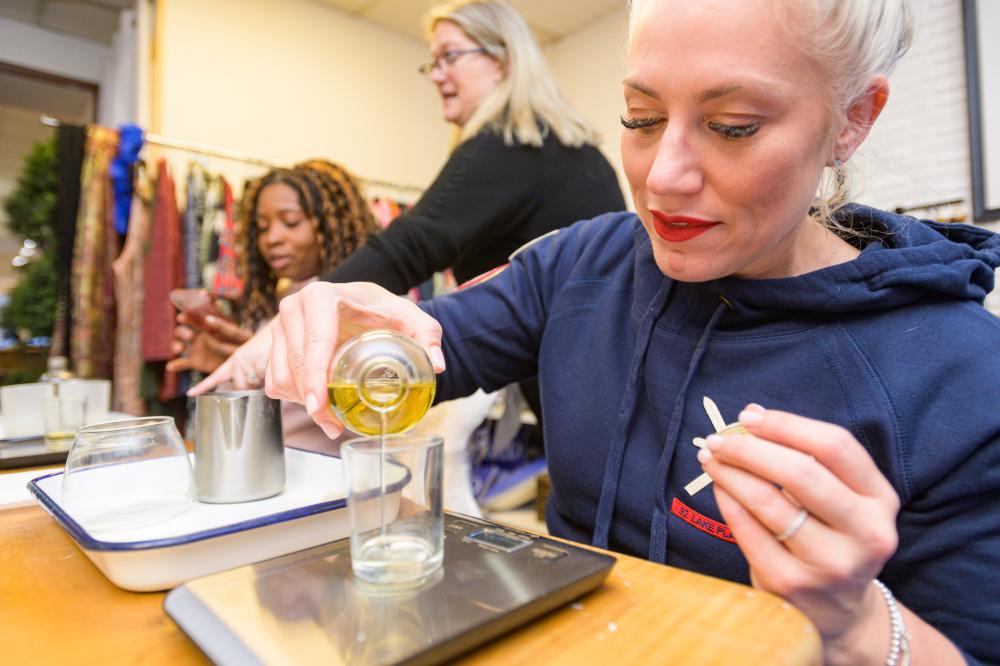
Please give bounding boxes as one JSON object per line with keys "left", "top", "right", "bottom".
{"left": 368, "top": 197, "right": 400, "bottom": 229}
{"left": 69, "top": 126, "right": 120, "bottom": 378}
{"left": 109, "top": 124, "right": 144, "bottom": 236}
{"left": 210, "top": 179, "right": 242, "bottom": 299}
{"left": 198, "top": 175, "right": 227, "bottom": 290}
{"left": 111, "top": 162, "right": 153, "bottom": 415}
{"left": 183, "top": 163, "right": 207, "bottom": 288}
{"left": 50, "top": 123, "right": 87, "bottom": 358}
{"left": 141, "top": 159, "right": 184, "bottom": 361}
{"left": 143, "top": 158, "right": 186, "bottom": 402}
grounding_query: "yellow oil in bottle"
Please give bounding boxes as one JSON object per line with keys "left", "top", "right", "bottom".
{"left": 327, "top": 381, "right": 436, "bottom": 436}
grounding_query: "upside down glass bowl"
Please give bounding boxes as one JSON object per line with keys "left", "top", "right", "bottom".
{"left": 60, "top": 416, "right": 196, "bottom": 536}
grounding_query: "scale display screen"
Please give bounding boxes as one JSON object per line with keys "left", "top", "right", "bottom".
{"left": 467, "top": 528, "right": 532, "bottom": 552}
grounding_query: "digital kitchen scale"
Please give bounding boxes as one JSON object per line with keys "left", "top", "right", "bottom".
{"left": 165, "top": 513, "right": 615, "bottom": 665}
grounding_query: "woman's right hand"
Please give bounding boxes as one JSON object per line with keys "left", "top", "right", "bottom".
{"left": 188, "top": 319, "right": 274, "bottom": 395}
{"left": 265, "top": 281, "right": 446, "bottom": 438}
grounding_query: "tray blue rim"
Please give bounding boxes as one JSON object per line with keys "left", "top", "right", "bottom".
{"left": 27, "top": 447, "right": 353, "bottom": 553}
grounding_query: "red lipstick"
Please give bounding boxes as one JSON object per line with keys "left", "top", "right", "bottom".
{"left": 649, "top": 211, "right": 720, "bottom": 242}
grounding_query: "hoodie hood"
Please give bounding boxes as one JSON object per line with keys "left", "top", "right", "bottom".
{"left": 703, "top": 204, "right": 1000, "bottom": 320}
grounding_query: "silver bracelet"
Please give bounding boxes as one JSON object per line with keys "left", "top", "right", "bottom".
{"left": 873, "top": 579, "right": 911, "bottom": 666}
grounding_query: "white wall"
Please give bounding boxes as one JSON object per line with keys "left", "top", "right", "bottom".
{"left": 99, "top": 8, "right": 137, "bottom": 128}
{"left": 155, "top": 0, "right": 451, "bottom": 196}
{"left": 854, "top": 0, "right": 971, "bottom": 217}
{"left": 544, "top": 8, "right": 631, "bottom": 207}
{"left": 0, "top": 16, "right": 109, "bottom": 85}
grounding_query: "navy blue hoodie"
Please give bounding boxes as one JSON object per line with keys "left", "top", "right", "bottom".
{"left": 422, "top": 205, "right": 1000, "bottom": 663}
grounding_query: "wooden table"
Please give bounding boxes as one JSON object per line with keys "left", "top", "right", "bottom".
{"left": 2, "top": 470, "right": 821, "bottom": 665}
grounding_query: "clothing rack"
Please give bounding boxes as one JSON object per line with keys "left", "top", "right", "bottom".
{"left": 40, "top": 114, "right": 423, "bottom": 196}
{"left": 893, "top": 198, "right": 965, "bottom": 215}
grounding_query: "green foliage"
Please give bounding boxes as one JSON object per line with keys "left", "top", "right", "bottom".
{"left": 2, "top": 136, "right": 58, "bottom": 251}
{"left": 2, "top": 251, "right": 58, "bottom": 338}
{"left": 1, "top": 369, "right": 44, "bottom": 387}
{"left": 2, "top": 135, "right": 60, "bottom": 338}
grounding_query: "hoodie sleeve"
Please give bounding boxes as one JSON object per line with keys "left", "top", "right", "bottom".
{"left": 884, "top": 426, "right": 1000, "bottom": 665}
{"left": 861, "top": 310, "right": 1000, "bottom": 665}
{"left": 419, "top": 214, "right": 626, "bottom": 401}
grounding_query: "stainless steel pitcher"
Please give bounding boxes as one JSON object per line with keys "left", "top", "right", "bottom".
{"left": 195, "top": 390, "right": 285, "bottom": 503}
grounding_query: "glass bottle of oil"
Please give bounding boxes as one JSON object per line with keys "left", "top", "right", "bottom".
{"left": 327, "top": 330, "right": 436, "bottom": 436}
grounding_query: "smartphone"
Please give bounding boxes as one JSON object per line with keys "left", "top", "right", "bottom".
{"left": 169, "top": 288, "right": 227, "bottom": 329}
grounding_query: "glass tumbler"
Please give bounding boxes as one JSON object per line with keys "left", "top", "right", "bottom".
{"left": 60, "top": 416, "right": 196, "bottom": 536}
{"left": 42, "top": 396, "right": 86, "bottom": 449}
{"left": 342, "top": 434, "right": 444, "bottom": 585}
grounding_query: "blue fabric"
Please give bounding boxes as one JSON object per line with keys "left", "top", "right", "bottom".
{"left": 109, "top": 124, "right": 144, "bottom": 235}
{"left": 421, "top": 206, "right": 1000, "bottom": 664}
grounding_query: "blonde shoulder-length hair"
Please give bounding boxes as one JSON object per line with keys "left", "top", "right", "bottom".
{"left": 425, "top": 0, "right": 599, "bottom": 148}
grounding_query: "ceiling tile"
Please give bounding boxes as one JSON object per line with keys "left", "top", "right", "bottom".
{"left": 508, "top": 0, "right": 623, "bottom": 39}
{"left": 358, "top": 0, "right": 433, "bottom": 43}
{"left": 352, "top": 0, "right": 575, "bottom": 46}
{"left": 311, "top": 0, "right": 382, "bottom": 15}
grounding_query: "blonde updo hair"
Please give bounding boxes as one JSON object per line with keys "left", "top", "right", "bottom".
{"left": 627, "top": 0, "right": 915, "bottom": 234}
{"left": 426, "top": 0, "right": 599, "bottom": 148}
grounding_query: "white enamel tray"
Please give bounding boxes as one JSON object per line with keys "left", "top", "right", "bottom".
{"left": 28, "top": 448, "right": 355, "bottom": 592}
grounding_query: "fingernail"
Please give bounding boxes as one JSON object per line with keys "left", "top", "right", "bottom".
{"left": 306, "top": 393, "right": 319, "bottom": 415}
{"left": 705, "top": 434, "right": 724, "bottom": 451}
{"left": 697, "top": 448, "right": 712, "bottom": 464}
{"left": 739, "top": 405, "right": 765, "bottom": 424}
{"left": 429, "top": 345, "right": 446, "bottom": 371}
{"left": 205, "top": 315, "right": 217, "bottom": 325}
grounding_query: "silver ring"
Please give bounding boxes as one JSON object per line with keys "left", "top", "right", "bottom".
{"left": 775, "top": 508, "right": 809, "bottom": 542}
{"left": 247, "top": 370, "right": 260, "bottom": 384}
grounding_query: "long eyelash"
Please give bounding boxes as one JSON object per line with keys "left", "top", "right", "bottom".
{"left": 708, "top": 121, "right": 760, "bottom": 140}
{"left": 620, "top": 115, "right": 664, "bottom": 130}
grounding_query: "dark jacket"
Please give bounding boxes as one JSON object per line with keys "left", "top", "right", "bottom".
{"left": 423, "top": 206, "right": 1000, "bottom": 664}
{"left": 323, "top": 129, "right": 624, "bottom": 293}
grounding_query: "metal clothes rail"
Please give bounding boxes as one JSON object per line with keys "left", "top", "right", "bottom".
{"left": 40, "top": 114, "right": 423, "bottom": 196}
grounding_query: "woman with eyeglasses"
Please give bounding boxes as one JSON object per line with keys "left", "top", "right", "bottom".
{"left": 319, "top": 0, "right": 623, "bottom": 295}
{"left": 192, "top": 1, "right": 624, "bottom": 419}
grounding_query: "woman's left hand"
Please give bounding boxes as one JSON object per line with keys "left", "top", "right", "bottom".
{"left": 698, "top": 404, "right": 900, "bottom": 665}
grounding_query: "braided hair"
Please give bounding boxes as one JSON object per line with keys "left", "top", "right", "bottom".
{"left": 237, "top": 159, "right": 379, "bottom": 329}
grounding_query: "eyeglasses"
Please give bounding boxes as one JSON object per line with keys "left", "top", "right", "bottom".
{"left": 417, "top": 48, "right": 487, "bottom": 76}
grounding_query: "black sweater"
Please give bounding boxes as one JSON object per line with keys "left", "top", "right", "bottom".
{"left": 322, "top": 129, "right": 625, "bottom": 293}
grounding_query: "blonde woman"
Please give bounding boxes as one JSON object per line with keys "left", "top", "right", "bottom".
{"left": 193, "top": 0, "right": 623, "bottom": 412}
{"left": 266, "top": 0, "right": 1000, "bottom": 663}
{"left": 319, "top": 0, "right": 623, "bottom": 292}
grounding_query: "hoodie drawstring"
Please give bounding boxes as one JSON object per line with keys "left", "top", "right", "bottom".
{"left": 591, "top": 280, "right": 672, "bottom": 550}
{"left": 648, "top": 300, "right": 726, "bottom": 562}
